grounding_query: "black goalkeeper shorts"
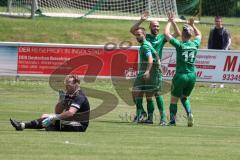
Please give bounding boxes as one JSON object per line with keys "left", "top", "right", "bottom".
{"left": 45, "top": 120, "right": 88, "bottom": 132}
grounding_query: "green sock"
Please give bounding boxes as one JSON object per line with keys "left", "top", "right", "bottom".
{"left": 181, "top": 97, "right": 191, "bottom": 116}
{"left": 135, "top": 97, "right": 144, "bottom": 117}
{"left": 169, "top": 104, "right": 178, "bottom": 123}
{"left": 147, "top": 99, "right": 154, "bottom": 121}
{"left": 155, "top": 96, "right": 166, "bottom": 121}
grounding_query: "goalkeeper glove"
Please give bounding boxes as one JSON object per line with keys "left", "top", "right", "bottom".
{"left": 42, "top": 114, "right": 59, "bottom": 127}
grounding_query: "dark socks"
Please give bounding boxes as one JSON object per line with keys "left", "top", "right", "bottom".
{"left": 147, "top": 99, "right": 154, "bottom": 121}
{"left": 169, "top": 103, "right": 177, "bottom": 123}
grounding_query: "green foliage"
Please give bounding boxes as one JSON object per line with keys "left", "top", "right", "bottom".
{"left": 0, "top": 0, "right": 7, "bottom": 7}
{"left": 202, "top": 0, "right": 240, "bottom": 17}
{"left": 177, "top": 0, "right": 200, "bottom": 16}
{"left": 176, "top": 0, "right": 240, "bottom": 17}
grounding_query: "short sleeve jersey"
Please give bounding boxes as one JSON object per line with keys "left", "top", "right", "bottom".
{"left": 146, "top": 34, "right": 166, "bottom": 60}
{"left": 169, "top": 37, "right": 201, "bottom": 73}
{"left": 62, "top": 90, "right": 90, "bottom": 125}
{"left": 138, "top": 40, "right": 156, "bottom": 74}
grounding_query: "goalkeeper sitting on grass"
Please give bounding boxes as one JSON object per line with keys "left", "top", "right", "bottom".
{"left": 10, "top": 75, "right": 90, "bottom": 132}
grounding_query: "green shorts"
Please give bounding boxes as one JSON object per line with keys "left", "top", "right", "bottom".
{"left": 171, "top": 72, "right": 196, "bottom": 97}
{"left": 133, "top": 72, "right": 160, "bottom": 93}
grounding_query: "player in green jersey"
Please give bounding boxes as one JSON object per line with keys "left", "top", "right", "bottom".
{"left": 130, "top": 11, "right": 181, "bottom": 125}
{"left": 132, "top": 27, "right": 160, "bottom": 123}
{"left": 164, "top": 16, "right": 202, "bottom": 127}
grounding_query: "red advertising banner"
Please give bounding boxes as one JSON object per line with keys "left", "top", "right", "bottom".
{"left": 17, "top": 46, "right": 138, "bottom": 77}
{"left": 15, "top": 44, "right": 240, "bottom": 83}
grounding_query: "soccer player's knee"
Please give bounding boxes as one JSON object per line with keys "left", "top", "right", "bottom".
{"left": 132, "top": 90, "right": 137, "bottom": 96}
{"left": 170, "top": 96, "right": 179, "bottom": 104}
{"left": 181, "top": 96, "right": 187, "bottom": 101}
{"left": 132, "top": 89, "right": 139, "bottom": 97}
{"left": 181, "top": 97, "right": 187, "bottom": 101}
{"left": 146, "top": 97, "right": 153, "bottom": 101}
{"left": 154, "top": 92, "right": 160, "bottom": 96}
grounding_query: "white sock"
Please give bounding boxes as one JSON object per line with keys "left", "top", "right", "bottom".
{"left": 20, "top": 123, "right": 25, "bottom": 129}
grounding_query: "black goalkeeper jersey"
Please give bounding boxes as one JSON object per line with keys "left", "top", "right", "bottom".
{"left": 62, "top": 90, "right": 90, "bottom": 127}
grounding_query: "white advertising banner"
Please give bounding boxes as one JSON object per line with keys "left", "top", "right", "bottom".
{"left": 0, "top": 46, "right": 18, "bottom": 75}
{"left": 162, "top": 48, "right": 240, "bottom": 84}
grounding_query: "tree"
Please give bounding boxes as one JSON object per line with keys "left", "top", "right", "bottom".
{"left": 201, "top": 0, "right": 238, "bottom": 17}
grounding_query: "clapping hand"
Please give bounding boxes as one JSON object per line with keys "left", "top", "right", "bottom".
{"left": 167, "top": 12, "right": 175, "bottom": 22}
{"left": 188, "top": 17, "right": 195, "bottom": 26}
{"left": 141, "top": 11, "right": 149, "bottom": 21}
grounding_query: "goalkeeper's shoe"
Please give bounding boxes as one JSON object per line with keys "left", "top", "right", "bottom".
{"left": 10, "top": 118, "right": 24, "bottom": 131}
{"left": 187, "top": 113, "right": 194, "bottom": 127}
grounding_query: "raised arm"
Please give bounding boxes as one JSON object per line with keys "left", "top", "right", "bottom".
{"left": 188, "top": 17, "right": 202, "bottom": 39}
{"left": 164, "top": 21, "right": 172, "bottom": 42}
{"left": 168, "top": 14, "right": 181, "bottom": 38}
{"left": 171, "top": 21, "right": 181, "bottom": 38}
{"left": 130, "top": 11, "right": 149, "bottom": 35}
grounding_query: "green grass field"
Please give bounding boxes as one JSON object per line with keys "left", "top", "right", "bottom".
{"left": 0, "top": 77, "right": 240, "bottom": 160}
{"left": 0, "top": 16, "right": 240, "bottom": 50}
{"left": 0, "top": 13, "right": 240, "bottom": 160}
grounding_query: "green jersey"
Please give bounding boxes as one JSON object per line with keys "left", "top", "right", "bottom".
{"left": 169, "top": 37, "right": 201, "bottom": 73}
{"left": 138, "top": 39, "right": 156, "bottom": 74}
{"left": 134, "top": 39, "right": 159, "bottom": 92}
{"left": 146, "top": 34, "right": 166, "bottom": 60}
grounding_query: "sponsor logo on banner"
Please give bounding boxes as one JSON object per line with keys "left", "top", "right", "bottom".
{"left": 222, "top": 55, "right": 240, "bottom": 82}
{"left": 161, "top": 48, "right": 240, "bottom": 83}
{"left": 17, "top": 46, "right": 138, "bottom": 77}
